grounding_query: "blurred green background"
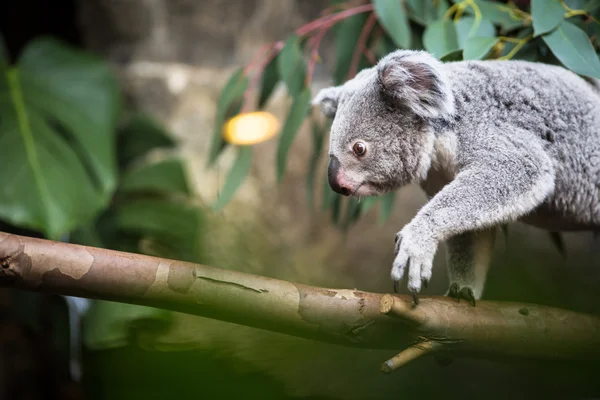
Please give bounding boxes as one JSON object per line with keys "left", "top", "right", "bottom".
{"left": 1, "top": 0, "right": 600, "bottom": 399}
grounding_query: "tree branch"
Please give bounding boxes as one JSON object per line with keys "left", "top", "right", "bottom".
{"left": 1, "top": 231, "right": 599, "bottom": 373}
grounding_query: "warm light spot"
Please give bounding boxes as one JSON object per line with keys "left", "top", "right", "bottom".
{"left": 223, "top": 112, "right": 280, "bottom": 145}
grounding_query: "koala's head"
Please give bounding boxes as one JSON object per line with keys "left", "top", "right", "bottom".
{"left": 312, "top": 50, "right": 454, "bottom": 197}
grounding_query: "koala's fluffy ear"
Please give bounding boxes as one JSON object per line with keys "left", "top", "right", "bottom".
{"left": 312, "top": 86, "right": 341, "bottom": 118}
{"left": 377, "top": 50, "right": 454, "bottom": 119}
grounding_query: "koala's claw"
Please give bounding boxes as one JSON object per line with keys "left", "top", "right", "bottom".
{"left": 447, "top": 283, "right": 476, "bottom": 306}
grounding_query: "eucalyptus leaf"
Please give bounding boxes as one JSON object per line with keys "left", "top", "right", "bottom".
{"left": 423, "top": 20, "right": 460, "bottom": 58}
{"left": 306, "top": 118, "right": 328, "bottom": 208}
{"left": 333, "top": 13, "right": 368, "bottom": 84}
{"left": 531, "top": 0, "right": 565, "bottom": 36}
{"left": 0, "top": 37, "right": 120, "bottom": 238}
{"left": 258, "top": 53, "right": 280, "bottom": 109}
{"left": 277, "top": 36, "right": 307, "bottom": 97}
{"left": 463, "top": 36, "right": 499, "bottom": 60}
{"left": 378, "top": 191, "right": 396, "bottom": 226}
{"left": 117, "top": 113, "right": 176, "bottom": 167}
{"left": 276, "top": 88, "right": 311, "bottom": 182}
{"left": 213, "top": 146, "right": 253, "bottom": 210}
{"left": 208, "top": 68, "right": 248, "bottom": 165}
{"left": 455, "top": 16, "right": 496, "bottom": 47}
{"left": 407, "top": 0, "right": 449, "bottom": 26}
{"left": 542, "top": 20, "right": 600, "bottom": 79}
{"left": 461, "top": 0, "right": 524, "bottom": 31}
{"left": 373, "top": 0, "right": 412, "bottom": 48}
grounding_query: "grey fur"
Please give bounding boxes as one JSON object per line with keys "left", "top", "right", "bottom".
{"left": 313, "top": 49, "right": 600, "bottom": 299}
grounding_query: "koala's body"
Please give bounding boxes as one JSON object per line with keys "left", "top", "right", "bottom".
{"left": 312, "top": 50, "right": 600, "bottom": 304}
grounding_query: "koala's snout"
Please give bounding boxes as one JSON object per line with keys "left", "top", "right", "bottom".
{"left": 328, "top": 155, "right": 351, "bottom": 196}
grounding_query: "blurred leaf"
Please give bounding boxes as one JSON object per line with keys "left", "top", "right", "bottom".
{"left": 117, "top": 113, "right": 176, "bottom": 167}
{"left": 115, "top": 198, "right": 204, "bottom": 259}
{"left": 360, "top": 196, "right": 379, "bottom": 214}
{"left": 407, "top": 0, "right": 449, "bottom": 26}
{"left": 120, "top": 158, "right": 190, "bottom": 196}
{"left": 258, "top": 53, "right": 280, "bottom": 109}
{"left": 464, "top": 36, "right": 499, "bottom": 59}
{"left": 342, "top": 197, "right": 362, "bottom": 230}
{"left": 84, "top": 300, "right": 172, "bottom": 350}
{"left": 306, "top": 118, "right": 328, "bottom": 208}
{"left": 213, "top": 146, "right": 253, "bottom": 210}
{"left": 276, "top": 88, "right": 311, "bottom": 182}
{"left": 531, "top": 0, "right": 565, "bottom": 36}
{"left": 208, "top": 68, "right": 248, "bottom": 165}
{"left": 542, "top": 20, "right": 600, "bottom": 79}
{"left": 333, "top": 13, "right": 368, "bottom": 84}
{"left": 424, "top": 20, "right": 460, "bottom": 58}
{"left": 0, "top": 37, "right": 120, "bottom": 239}
{"left": 330, "top": 195, "right": 342, "bottom": 226}
{"left": 321, "top": 168, "right": 336, "bottom": 211}
{"left": 440, "top": 48, "right": 464, "bottom": 61}
{"left": 584, "top": 0, "right": 600, "bottom": 13}
{"left": 374, "top": 34, "right": 399, "bottom": 59}
{"left": 373, "top": 0, "right": 412, "bottom": 48}
{"left": 378, "top": 191, "right": 396, "bottom": 226}
{"left": 460, "top": 0, "right": 524, "bottom": 31}
{"left": 455, "top": 17, "right": 496, "bottom": 47}
{"left": 277, "top": 36, "right": 307, "bottom": 96}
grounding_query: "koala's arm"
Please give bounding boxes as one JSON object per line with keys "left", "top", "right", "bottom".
{"left": 392, "top": 124, "right": 555, "bottom": 294}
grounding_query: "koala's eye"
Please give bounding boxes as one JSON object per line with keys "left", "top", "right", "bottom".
{"left": 353, "top": 141, "right": 367, "bottom": 157}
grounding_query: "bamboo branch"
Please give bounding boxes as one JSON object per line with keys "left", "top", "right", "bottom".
{"left": 1, "top": 232, "right": 599, "bottom": 374}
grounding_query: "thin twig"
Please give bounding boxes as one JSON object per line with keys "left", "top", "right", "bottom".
{"left": 347, "top": 12, "right": 378, "bottom": 80}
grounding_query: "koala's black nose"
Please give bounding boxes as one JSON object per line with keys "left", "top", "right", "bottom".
{"left": 328, "top": 155, "right": 351, "bottom": 196}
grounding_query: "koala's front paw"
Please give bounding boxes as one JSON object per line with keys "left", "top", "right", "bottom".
{"left": 391, "top": 223, "right": 438, "bottom": 301}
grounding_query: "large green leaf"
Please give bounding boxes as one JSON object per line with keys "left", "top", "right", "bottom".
{"left": 276, "top": 88, "right": 311, "bottom": 182}
{"left": 120, "top": 158, "right": 190, "bottom": 196}
{"left": 463, "top": 36, "right": 499, "bottom": 60}
{"left": 213, "top": 146, "right": 253, "bottom": 210}
{"left": 0, "top": 37, "right": 120, "bottom": 238}
{"left": 407, "top": 0, "right": 449, "bottom": 26}
{"left": 531, "top": 0, "right": 565, "bottom": 36}
{"left": 373, "top": 0, "right": 412, "bottom": 48}
{"left": 423, "top": 20, "right": 460, "bottom": 58}
{"left": 117, "top": 113, "right": 176, "bottom": 167}
{"left": 277, "top": 36, "right": 307, "bottom": 97}
{"left": 208, "top": 68, "right": 247, "bottom": 165}
{"left": 542, "top": 20, "right": 600, "bottom": 79}
{"left": 333, "top": 13, "right": 368, "bottom": 84}
{"left": 455, "top": 16, "right": 496, "bottom": 47}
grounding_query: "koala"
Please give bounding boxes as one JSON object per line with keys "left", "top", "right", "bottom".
{"left": 312, "top": 49, "right": 600, "bottom": 305}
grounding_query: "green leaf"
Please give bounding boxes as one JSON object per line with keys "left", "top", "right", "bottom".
{"left": 373, "top": 34, "right": 399, "bottom": 59}
{"left": 117, "top": 113, "right": 176, "bottom": 167}
{"left": 373, "top": 0, "right": 412, "bottom": 48}
{"left": 342, "top": 197, "right": 362, "bottom": 230}
{"left": 321, "top": 168, "right": 336, "bottom": 211}
{"left": 378, "top": 191, "right": 396, "bottom": 226}
{"left": 531, "top": 0, "right": 565, "bottom": 36}
{"left": 455, "top": 16, "right": 496, "bottom": 47}
{"left": 276, "top": 88, "right": 311, "bottom": 182}
{"left": 208, "top": 68, "right": 248, "bottom": 165}
{"left": 463, "top": 36, "right": 499, "bottom": 60}
{"left": 0, "top": 37, "right": 120, "bottom": 238}
{"left": 306, "top": 119, "right": 328, "bottom": 208}
{"left": 258, "top": 53, "right": 280, "bottom": 109}
{"left": 277, "top": 36, "right": 307, "bottom": 97}
{"left": 542, "top": 20, "right": 600, "bottom": 79}
{"left": 359, "top": 197, "right": 379, "bottom": 214}
{"left": 423, "top": 20, "right": 460, "bottom": 58}
{"left": 212, "top": 146, "right": 253, "bottom": 210}
{"left": 440, "top": 49, "right": 464, "bottom": 62}
{"left": 330, "top": 195, "right": 342, "bottom": 226}
{"left": 84, "top": 300, "right": 172, "bottom": 350}
{"left": 333, "top": 13, "right": 368, "bottom": 85}
{"left": 120, "top": 158, "right": 190, "bottom": 196}
{"left": 407, "top": 0, "right": 449, "bottom": 26}
{"left": 460, "top": 0, "right": 524, "bottom": 31}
